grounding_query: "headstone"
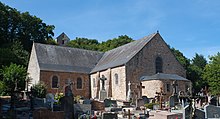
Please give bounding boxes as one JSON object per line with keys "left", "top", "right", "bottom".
{"left": 99, "top": 75, "right": 107, "bottom": 101}
{"left": 104, "top": 99, "right": 117, "bottom": 107}
{"left": 169, "top": 95, "right": 178, "bottom": 107}
{"left": 204, "top": 105, "right": 220, "bottom": 118}
{"left": 142, "top": 96, "right": 149, "bottom": 104}
{"left": 63, "top": 80, "right": 74, "bottom": 119}
{"left": 102, "top": 112, "right": 118, "bottom": 119}
{"left": 210, "top": 96, "right": 217, "bottom": 106}
{"left": 194, "top": 109, "right": 205, "bottom": 119}
{"left": 74, "top": 104, "right": 91, "bottom": 119}
{"left": 83, "top": 99, "right": 91, "bottom": 104}
{"left": 136, "top": 98, "right": 145, "bottom": 109}
{"left": 183, "top": 105, "right": 191, "bottom": 119}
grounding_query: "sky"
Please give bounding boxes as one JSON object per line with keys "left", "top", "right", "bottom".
{"left": 1, "top": 0, "right": 220, "bottom": 60}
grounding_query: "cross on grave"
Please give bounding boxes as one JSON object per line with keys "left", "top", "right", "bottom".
{"left": 99, "top": 75, "right": 107, "bottom": 90}
{"left": 137, "top": 82, "right": 145, "bottom": 98}
{"left": 155, "top": 87, "right": 166, "bottom": 109}
{"left": 201, "top": 86, "right": 209, "bottom": 104}
{"left": 172, "top": 80, "right": 178, "bottom": 95}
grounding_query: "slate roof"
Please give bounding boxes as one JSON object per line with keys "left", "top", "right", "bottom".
{"left": 34, "top": 43, "right": 104, "bottom": 73}
{"left": 140, "top": 73, "right": 189, "bottom": 81}
{"left": 90, "top": 33, "right": 157, "bottom": 73}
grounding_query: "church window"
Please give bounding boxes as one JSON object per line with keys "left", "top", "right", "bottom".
{"left": 62, "top": 40, "right": 64, "bottom": 44}
{"left": 77, "top": 77, "right": 82, "bottom": 89}
{"left": 166, "top": 83, "right": 171, "bottom": 92}
{"left": 93, "top": 78, "right": 96, "bottom": 87}
{"left": 115, "top": 73, "right": 119, "bottom": 85}
{"left": 52, "top": 76, "right": 59, "bottom": 88}
{"left": 155, "top": 56, "right": 163, "bottom": 73}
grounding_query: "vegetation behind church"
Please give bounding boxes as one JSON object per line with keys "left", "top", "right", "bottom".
{"left": 0, "top": 1, "right": 219, "bottom": 96}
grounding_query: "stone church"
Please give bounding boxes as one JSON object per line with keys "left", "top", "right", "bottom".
{"left": 27, "top": 32, "right": 191, "bottom": 101}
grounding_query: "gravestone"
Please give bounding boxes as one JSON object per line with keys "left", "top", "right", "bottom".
{"left": 99, "top": 75, "right": 107, "bottom": 101}
{"left": 83, "top": 99, "right": 91, "bottom": 104}
{"left": 142, "top": 96, "right": 149, "bottom": 104}
{"left": 204, "top": 105, "right": 220, "bottom": 118}
{"left": 136, "top": 98, "right": 145, "bottom": 109}
{"left": 104, "top": 99, "right": 117, "bottom": 107}
{"left": 183, "top": 105, "right": 191, "bottom": 119}
{"left": 169, "top": 95, "right": 178, "bottom": 107}
{"left": 194, "top": 109, "right": 205, "bottom": 119}
{"left": 63, "top": 80, "right": 74, "bottom": 119}
{"left": 102, "top": 112, "right": 118, "bottom": 119}
{"left": 74, "top": 104, "right": 91, "bottom": 119}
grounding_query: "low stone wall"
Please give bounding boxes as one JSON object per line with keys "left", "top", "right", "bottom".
{"left": 33, "top": 108, "right": 64, "bottom": 119}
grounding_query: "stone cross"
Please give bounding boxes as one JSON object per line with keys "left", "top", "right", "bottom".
{"left": 100, "top": 75, "right": 107, "bottom": 90}
{"left": 172, "top": 80, "right": 178, "bottom": 95}
{"left": 155, "top": 87, "right": 166, "bottom": 109}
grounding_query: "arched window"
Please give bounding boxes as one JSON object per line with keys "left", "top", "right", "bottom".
{"left": 93, "top": 78, "right": 96, "bottom": 87}
{"left": 52, "top": 76, "right": 59, "bottom": 88}
{"left": 155, "top": 57, "right": 163, "bottom": 73}
{"left": 77, "top": 77, "right": 82, "bottom": 89}
{"left": 115, "top": 73, "right": 118, "bottom": 85}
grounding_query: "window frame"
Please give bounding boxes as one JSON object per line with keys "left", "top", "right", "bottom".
{"left": 155, "top": 56, "right": 163, "bottom": 73}
{"left": 76, "top": 77, "right": 83, "bottom": 89}
{"left": 115, "top": 73, "right": 119, "bottom": 85}
{"left": 51, "top": 75, "right": 59, "bottom": 89}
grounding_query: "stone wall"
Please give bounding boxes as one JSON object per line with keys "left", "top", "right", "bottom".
{"left": 40, "top": 71, "right": 90, "bottom": 98}
{"left": 90, "top": 66, "right": 126, "bottom": 100}
{"left": 142, "top": 79, "right": 191, "bottom": 101}
{"left": 126, "top": 33, "right": 186, "bottom": 99}
{"left": 33, "top": 109, "right": 64, "bottom": 119}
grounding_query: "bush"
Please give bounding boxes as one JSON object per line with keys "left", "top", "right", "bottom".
{"left": 145, "top": 103, "right": 158, "bottom": 109}
{"left": 31, "top": 82, "right": 47, "bottom": 98}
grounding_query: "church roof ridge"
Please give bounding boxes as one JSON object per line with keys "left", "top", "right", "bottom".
{"left": 90, "top": 33, "right": 157, "bottom": 73}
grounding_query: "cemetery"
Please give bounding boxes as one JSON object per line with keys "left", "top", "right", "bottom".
{"left": 0, "top": 73, "right": 220, "bottom": 119}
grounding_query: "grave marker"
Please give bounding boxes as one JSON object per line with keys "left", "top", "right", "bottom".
{"left": 204, "top": 105, "right": 220, "bottom": 118}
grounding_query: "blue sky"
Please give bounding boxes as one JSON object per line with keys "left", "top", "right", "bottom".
{"left": 1, "top": 0, "right": 220, "bottom": 59}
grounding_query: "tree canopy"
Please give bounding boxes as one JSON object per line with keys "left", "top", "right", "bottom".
{"left": 0, "top": 63, "right": 27, "bottom": 95}
{"left": 203, "top": 52, "right": 220, "bottom": 95}
{"left": 0, "top": 2, "right": 54, "bottom": 51}
{"left": 66, "top": 35, "right": 134, "bottom": 52}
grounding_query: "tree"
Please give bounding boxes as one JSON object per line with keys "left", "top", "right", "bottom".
{"left": 203, "top": 52, "right": 220, "bottom": 95}
{"left": 0, "top": 2, "right": 55, "bottom": 51}
{"left": 98, "top": 35, "right": 134, "bottom": 52}
{"left": 0, "top": 63, "right": 27, "bottom": 95}
{"left": 0, "top": 41, "right": 29, "bottom": 68}
{"left": 66, "top": 35, "right": 134, "bottom": 52}
{"left": 192, "top": 53, "right": 207, "bottom": 69}
{"left": 170, "top": 47, "right": 190, "bottom": 69}
{"left": 66, "top": 37, "right": 99, "bottom": 51}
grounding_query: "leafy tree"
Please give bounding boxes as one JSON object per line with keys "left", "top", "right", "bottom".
{"left": 169, "top": 47, "right": 190, "bottom": 69}
{"left": 98, "top": 35, "right": 134, "bottom": 52}
{"left": 192, "top": 53, "right": 207, "bottom": 69}
{"left": 0, "top": 2, "right": 54, "bottom": 51}
{"left": 31, "top": 82, "right": 47, "bottom": 98}
{"left": 0, "top": 41, "right": 29, "bottom": 67}
{"left": 46, "top": 38, "right": 57, "bottom": 45}
{"left": 66, "top": 35, "right": 134, "bottom": 52}
{"left": 0, "top": 63, "right": 27, "bottom": 95}
{"left": 203, "top": 52, "right": 220, "bottom": 95}
{"left": 66, "top": 37, "right": 99, "bottom": 51}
